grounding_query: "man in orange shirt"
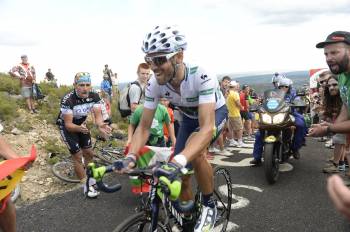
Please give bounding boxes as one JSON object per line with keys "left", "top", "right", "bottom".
{"left": 9, "top": 55, "right": 37, "bottom": 113}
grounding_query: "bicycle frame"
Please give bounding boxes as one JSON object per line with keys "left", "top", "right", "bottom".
{"left": 142, "top": 176, "right": 198, "bottom": 231}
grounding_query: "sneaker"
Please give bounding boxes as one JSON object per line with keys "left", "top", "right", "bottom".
{"left": 83, "top": 178, "right": 100, "bottom": 199}
{"left": 323, "top": 163, "right": 339, "bottom": 173}
{"left": 194, "top": 205, "right": 217, "bottom": 232}
{"left": 228, "top": 140, "right": 238, "bottom": 147}
{"left": 208, "top": 147, "right": 220, "bottom": 153}
{"left": 250, "top": 159, "right": 262, "bottom": 166}
{"left": 217, "top": 149, "right": 231, "bottom": 156}
{"left": 237, "top": 141, "right": 248, "bottom": 148}
{"left": 339, "top": 164, "right": 346, "bottom": 172}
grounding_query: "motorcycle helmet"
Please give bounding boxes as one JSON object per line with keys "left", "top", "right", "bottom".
{"left": 272, "top": 72, "right": 286, "bottom": 86}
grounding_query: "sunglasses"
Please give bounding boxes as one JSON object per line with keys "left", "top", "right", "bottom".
{"left": 77, "top": 83, "right": 91, "bottom": 87}
{"left": 327, "top": 83, "right": 338, "bottom": 88}
{"left": 319, "top": 80, "right": 327, "bottom": 85}
{"left": 144, "top": 51, "right": 178, "bottom": 66}
{"left": 278, "top": 86, "right": 289, "bottom": 89}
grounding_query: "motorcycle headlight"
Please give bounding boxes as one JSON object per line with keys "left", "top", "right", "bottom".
{"left": 261, "top": 113, "right": 272, "bottom": 124}
{"left": 273, "top": 113, "right": 286, "bottom": 124}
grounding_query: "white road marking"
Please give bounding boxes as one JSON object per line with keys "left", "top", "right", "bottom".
{"left": 279, "top": 162, "right": 294, "bottom": 172}
{"left": 210, "top": 155, "right": 254, "bottom": 167}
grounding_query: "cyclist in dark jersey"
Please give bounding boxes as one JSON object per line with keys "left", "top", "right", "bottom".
{"left": 57, "top": 72, "right": 111, "bottom": 198}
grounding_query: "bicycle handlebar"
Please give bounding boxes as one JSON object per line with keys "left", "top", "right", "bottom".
{"left": 86, "top": 163, "right": 121, "bottom": 193}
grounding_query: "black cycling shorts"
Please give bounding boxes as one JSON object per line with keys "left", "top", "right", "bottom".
{"left": 240, "top": 111, "right": 250, "bottom": 120}
{"left": 58, "top": 125, "right": 92, "bottom": 154}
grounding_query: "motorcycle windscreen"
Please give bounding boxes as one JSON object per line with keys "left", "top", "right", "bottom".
{"left": 263, "top": 89, "right": 286, "bottom": 112}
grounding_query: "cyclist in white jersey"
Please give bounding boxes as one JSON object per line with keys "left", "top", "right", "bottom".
{"left": 117, "top": 25, "right": 228, "bottom": 232}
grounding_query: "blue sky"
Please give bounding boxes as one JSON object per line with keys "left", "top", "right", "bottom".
{"left": 0, "top": 0, "right": 349, "bottom": 86}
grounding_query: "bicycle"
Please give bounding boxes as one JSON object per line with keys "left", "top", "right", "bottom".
{"left": 52, "top": 135, "right": 125, "bottom": 183}
{"left": 87, "top": 162, "right": 232, "bottom": 232}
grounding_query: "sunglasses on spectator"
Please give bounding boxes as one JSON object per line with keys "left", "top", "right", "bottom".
{"left": 319, "top": 80, "right": 327, "bottom": 85}
{"left": 144, "top": 51, "right": 178, "bottom": 66}
{"left": 327, "top": 83, "right": 338, "bottom": 87}
{"left": 278, "top": 86, "right": 289, "bottom": 89}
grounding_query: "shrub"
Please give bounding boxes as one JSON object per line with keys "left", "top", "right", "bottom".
{"left": 0, "top": 73, "right": 20, "bottom": 95}
{"left": 0, "top": 92, "right": 19, "bottom": 121}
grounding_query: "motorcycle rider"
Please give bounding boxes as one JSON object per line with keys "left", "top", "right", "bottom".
{"left": 250, "top": 78, "right": 306, "bottom": 166}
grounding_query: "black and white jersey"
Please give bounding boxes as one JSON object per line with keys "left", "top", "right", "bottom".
{"left": 56, "top": 90, "right": 102, "bottom": 126}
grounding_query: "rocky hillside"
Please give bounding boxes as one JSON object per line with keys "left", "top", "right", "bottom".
{"left": 0, "top": 73, "right": 127, "bottom": 205}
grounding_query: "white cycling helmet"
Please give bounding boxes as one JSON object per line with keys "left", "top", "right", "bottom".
{"left": 271, "top": 72, "right": 286, "bottom": 84}
{"left": 142, "top": 25, "right": 187, "bottom": 54}
{"left": 278, "top": 78, "right": 293, "bottom": 87}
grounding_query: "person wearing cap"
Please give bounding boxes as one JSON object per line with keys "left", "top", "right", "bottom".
{"left": 226, "top": 80, "right": 246, "bottom": 147}
{"left": 308, "top": 31, "right": 350, "bottom": 219}
{"left": 56, "top": 72, "right": 111, "bottom": 198}
{"left": 9, "top": 55, "right": 37, "bottom": 113}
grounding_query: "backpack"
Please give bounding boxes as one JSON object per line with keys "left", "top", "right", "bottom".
{"left": 32, "top": 83, "right": 45, "bottom": 100}
{"left": 118, "top": 81, "right": 142, "bottom": 117}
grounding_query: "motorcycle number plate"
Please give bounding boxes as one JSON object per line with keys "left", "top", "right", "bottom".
{"left": 267, "top": 99, "right": 279, "bottom": 110}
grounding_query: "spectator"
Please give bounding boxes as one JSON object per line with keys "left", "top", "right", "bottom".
{"left": 112, "top": 72, "right": 119, "bottom": 98}
{"left": 220, "top": 76, "right": 231, "bottom": 97}
{"left": 127, "top": 104, "right": 174, "bottom": 147}
{"left": 226, "top": 81, "right": 246, "bottom": 147}
{"left": 45, "top": 68, "right": 58, "bottom": 87}
{"left": 103, "top": 64, "right": 113, "bottom": 87}
{"left": 129, "top": 63, "right": 151, "bottom": 113}
{"left": 322, "top": 75, "right": 346, "bottom": 173}
{"left": 45, "top": 68, "right": 55, "bottom": 81}
{"left": 240, "top": 84, "right": 252, "bottom": 138}
{"left": 308, "top": 31, "right": 350, "bottom": 219}
{"left": 9, "top": 55, "right": 37, "bottom": 113}
{"left": 100, "top": 74, "right": 112, "bottom": 104}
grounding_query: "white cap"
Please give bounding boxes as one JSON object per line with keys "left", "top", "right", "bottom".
{"left": 229, "top": 80, "right": 238, "bottom": 87}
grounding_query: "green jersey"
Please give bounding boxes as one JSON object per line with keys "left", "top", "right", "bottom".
{"left": 130, "top": 104, "right": 170, "bottom": 146}
{"left": 338, "top": 72, "right": 350, "bottom": 114}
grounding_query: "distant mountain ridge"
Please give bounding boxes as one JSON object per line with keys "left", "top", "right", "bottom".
{"left": 117, "top": 70, "right": 310, "bottom": 94}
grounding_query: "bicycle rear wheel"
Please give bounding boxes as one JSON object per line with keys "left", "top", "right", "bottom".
{"left": 113, "top": 212, "right": 170, "bottom": 232}
{"left": 213, "top": 166, "right": 232, "bottom": 231}
{"left": 52, "top": 160, "right": 80, "bottom": 183}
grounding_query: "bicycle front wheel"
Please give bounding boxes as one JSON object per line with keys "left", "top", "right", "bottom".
{"left": 52, "top": 160, "right": 80, "bottom": 183}
{"left": 213, "top": 166, "right": 233, "bottom": 232}
{"left": 113, "top": 212, "right": 170, "bottom": 232}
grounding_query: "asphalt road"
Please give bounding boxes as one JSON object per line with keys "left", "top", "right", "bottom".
{"left": 17, "top": 138, "right": 350, "bottom": 232}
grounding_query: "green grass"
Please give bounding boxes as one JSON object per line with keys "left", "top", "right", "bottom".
{"left": 0, "top": 92, "right": 19, "bottom": 121}
{"left": 0, "top": 73, "right": 20, "bottom": 95}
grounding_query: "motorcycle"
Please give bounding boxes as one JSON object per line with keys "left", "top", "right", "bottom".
{"left": 252, "top": 89, "right": 304, "bottom": 184}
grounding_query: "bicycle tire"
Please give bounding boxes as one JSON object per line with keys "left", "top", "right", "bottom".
{"left": 52, "top": 160, "right": 80, "bottom": 183}
{"left": 10, "top": 184, "right": 20, "bottom": 202}
{"left": 213, "top": 166, "right": 233, "bottom": 232}
{"left": 113, "top": 211, "right": 170, "bottom": 232}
